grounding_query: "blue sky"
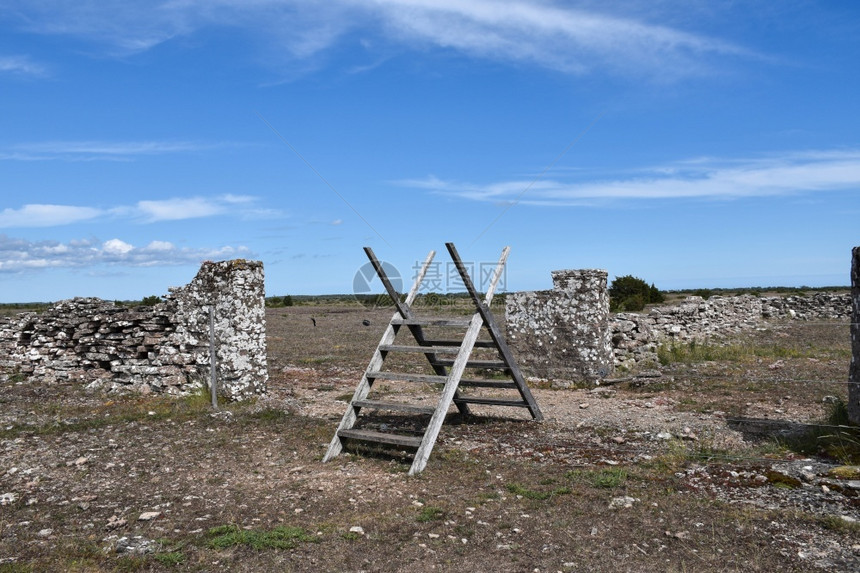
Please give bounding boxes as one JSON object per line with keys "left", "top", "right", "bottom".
{"left": 1, "top": 1, "right": 859, "bottom": 302}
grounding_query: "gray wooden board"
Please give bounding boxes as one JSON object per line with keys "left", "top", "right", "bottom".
{"left": 338, "top": 428, "right": 423, "bottom": 448}
{"left": 453, "top": 397, "right": 530, "bottom": 407}
{"left": 379, "top": 344, "right": 461, "bottom": 354}
{"left": 352, "top": 399, "right": 436, "bottom": 415}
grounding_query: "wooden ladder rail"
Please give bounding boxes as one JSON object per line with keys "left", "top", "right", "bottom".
{"left": 407, "top": 245, "right": 511, "bottom": 474}
{"left": 322, "top": 249, "right": 438, "bottom": 463}
{"left": 362, "top": 246, "right": 471, "bottom": 417}
{"left": 445, "top": 242, "right": 543, "bottom": 421}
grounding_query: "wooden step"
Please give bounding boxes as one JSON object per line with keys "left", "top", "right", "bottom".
{"left": 391, "top": 317, "right": 473, "bottom": 327}
{"left": 379, "top": 344, "right": 460, "bottom": 354}
{"left": 453, "top": 397, "right": 530, "bottom": 408}
{"left": 423, "top": 339, "right": 497, "bottom": 348}
{"left": 367, "top": 371, "right": 448, "bottom": 384}
{"left": 432, "top": 359, "right": 509, "bottom": 369}
{"left": 458, "top": 379, "right": 517, "bottom": 389}
{"left": 337, "top": 428, "right": 423, "bottom": 448}
{"left": 366, "top": 371, "right": 516, "bottom": 389}
{"left": 352, "top": 399, "right": 436, "bottom": 415}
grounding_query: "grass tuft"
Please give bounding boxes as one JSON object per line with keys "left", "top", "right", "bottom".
{"left": 206, "top": 524, "right": 318, "bottom": 550}
{"left": 416, "top": 505, "right": 445, "bottom": 522}
{"left": 505, "top": 482, "right": 571, "bottom": 500}
{"left": 566, "top": 468, "right": 628, "bottom": 489}
{"left": 657, "top": 340, "right": 806, "bottom": 365}
{"left": 779, "top": 399, "right": 860, "bottom": 464}
{"left": 153, "top": 551, "right": 185, "bottom": 566}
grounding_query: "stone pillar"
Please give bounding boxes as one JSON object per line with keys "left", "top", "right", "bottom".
{"left": 849, "top": 247, "right": 860, "bottom": 424}
{"left": 168, "top": 260, "right": 268, "bottom": 401}
{"left": 506, "top": 269, "right": 613, "bottom": 386}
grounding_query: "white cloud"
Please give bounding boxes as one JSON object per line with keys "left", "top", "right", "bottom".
{"left": 0, "top": 55, "right": 48, "bottom": 77}
{"left": 0, "top": 234, "right": 253, "bottom": 272}
{"left": 136, "top": 197, "right": 226, "bottom": 222}
{"left": 0, "top": 140, "right": 218, "bottom": 161}
{"left": 398, "top": 149, "right": 860, "bottom": 206}
{"left": 103, "top": 238, "right": 134, "bottom": 255}
{"left": 1, "top": 1, "right": 756, "bottom": 79}
{"left": 0, "top": 204, "right": 103, "bottom": 227}
{"left": 368, "top": 0, "right": 752, "bottom": 77}
{"left": 144, "top": 240, "right": 175, "bottom": 251}
{"left": 0, "top": 195, "right": 281, "bottom": 228}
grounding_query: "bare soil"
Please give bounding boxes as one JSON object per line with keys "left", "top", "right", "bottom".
{"left": 0, "top": 304, "right": 858, "bottom": 572}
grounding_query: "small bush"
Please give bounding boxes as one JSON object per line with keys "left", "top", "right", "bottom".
{"left": 609, "top": 275, "right": 664, "bottom": 312}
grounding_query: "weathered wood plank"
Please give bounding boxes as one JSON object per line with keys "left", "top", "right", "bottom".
{"left": 457, "top": 379, "right": 518, "bottom": 388}
{"left": 423, "top": 339, "right": 497, "bottom": 348}
{"left": 391, "top": 317, "right": 473, "bottom": 327}
{"left": 338, "top": 428, "right": 422, "bottom": 449}
{"left": 366, "top": 371, "right": 448, "bottom": 384}
{"left": 352, "top": 399, "right": 436, "bottom": 415}
{"left": 453, "top": 397, "right": 530, "bottom": 408}
{"left": 445, "top": 242, "right": 544, "bottom": 422}
{"left": 322, "top": 250, "right": 436, "bottom": 463}
{"left": 408, "top": 245, "right": 511, "bottom": 475}
{"left": 431, "top": 359, "right": 509, "bottom": 369}
{"left": 379, "top": 344, "right": 461, "bottom": 355}
{"left": 366, "top": 371, "right": 513, "bottom": 388}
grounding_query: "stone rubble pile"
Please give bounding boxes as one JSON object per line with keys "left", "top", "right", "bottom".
{"left": 0, "top": 260, "right": 267, "bottom": 400}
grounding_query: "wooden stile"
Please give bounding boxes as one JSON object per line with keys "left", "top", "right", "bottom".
{"left": 322, "top": 243, "right": 542, "bottom": 475}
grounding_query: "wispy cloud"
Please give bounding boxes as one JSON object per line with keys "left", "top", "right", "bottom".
{"left": 0, "top": 55, "right": 48, "bottom": 77}
{"left": 397, "top": 149, "right": 860, "bottom": 206}
{"left": 136, "top": 197, "right": 227, "bottom": 222}
{"left": 0, "top": 234, "right": 253, "bottom": 272}
{"left": 0, "top": 204, "right": 105, "bottom": 227}
{"left": 0, "top": 140, "right": 222, "bottom": 161}
{"left": 0, "top": 195, "right": 280, "bottom": 228}
{"left": 1, "top": 1, "right": 757, "bottom": 79}
{"left": 369, "top": 0, "right": 754, "bottom": 77}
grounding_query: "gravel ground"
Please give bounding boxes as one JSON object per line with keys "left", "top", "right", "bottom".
{"left": 0, "top": 306, "right": 857, "bottom": 571}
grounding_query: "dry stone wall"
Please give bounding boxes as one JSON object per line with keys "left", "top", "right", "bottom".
{"left": 505, "top": 270, "right": 613, "bottom": 386}
{"left": 611, "top": 293, "right": 851, "bottom": 370}
{"left": 0, "top": 260, "right": 267, "bottom": 400}
{"left": 506, "top": 268, "right": 851, "bottom": 382}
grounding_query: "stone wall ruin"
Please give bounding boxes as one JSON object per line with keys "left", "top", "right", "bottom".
{"left": 0, "top": 260, "right": 267, "bottom": 400}
{"left": 505, "top": 270, "right": 613, "bottom": 386}
{"left": 506, "top": 268, "right": 852, "bottom": 382}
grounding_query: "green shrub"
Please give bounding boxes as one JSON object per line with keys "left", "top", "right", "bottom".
{"left": 609, "top": 275, "right": 663, "bottom": 311}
